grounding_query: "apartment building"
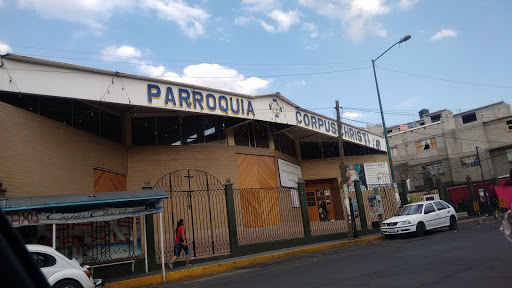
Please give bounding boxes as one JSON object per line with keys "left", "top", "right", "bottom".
{"left": 368, "top": 102, "right": 512, "bottom": 189}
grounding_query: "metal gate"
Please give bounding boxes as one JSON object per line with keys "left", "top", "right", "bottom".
{"left": 153, "top": 169, "right": 230, "bottom": 261}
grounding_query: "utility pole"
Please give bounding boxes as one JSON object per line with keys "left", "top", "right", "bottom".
{"left": 476, "top": 147, "right": 490, "bottom": 215}
{"left": 336, "top": 100, "right": 354, "bottom": 240}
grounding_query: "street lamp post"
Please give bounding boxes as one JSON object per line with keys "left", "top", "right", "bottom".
{"left": 372, "top": 35, "right": 411, "bottom": 206}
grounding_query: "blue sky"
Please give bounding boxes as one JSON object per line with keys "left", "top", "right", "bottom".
{"left": 0, "top": 0, "right": 510, "bottom": 128}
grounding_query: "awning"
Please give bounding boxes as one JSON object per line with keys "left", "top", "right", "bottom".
{"left": 2, "top": 189, "right": 168, "bottom": 226}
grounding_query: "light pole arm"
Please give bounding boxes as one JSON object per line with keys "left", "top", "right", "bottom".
{"left": 374, "top": 42, "right": 399, "bottom": 62}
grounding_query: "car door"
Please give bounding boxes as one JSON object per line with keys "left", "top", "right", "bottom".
{"left": 422, "top": 203, "right": 438, "bottom": 230}
{"left": 433, "top": 201, "right": 450, "bottom": 227}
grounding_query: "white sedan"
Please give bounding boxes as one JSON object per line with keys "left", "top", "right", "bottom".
{"left": 381, "top": 200, "right": 458, "bottom": 236}
{"left": 27, "top": 244, "right": 104, "bottom": 288}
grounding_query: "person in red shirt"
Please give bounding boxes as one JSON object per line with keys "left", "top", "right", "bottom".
{"left": 168, "top": 219, "right": 191, "bottom": 269}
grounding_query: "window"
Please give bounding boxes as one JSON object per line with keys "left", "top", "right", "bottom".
{"left": 419, "top": 122, "right": 425, "bottom": 126}
{"left": 440, "top": 201, "right": 451, "bottom": 209}
{"left": 391, "top": 147, "right": 398, "bottom": 156}
{"left": 507, "top": 119, "right": 512, "bottom": 131}
{"left": 234, "top": 122, "right": 270, "bottom": 148}
{"left": 460, "top": 156, "right": 479, "bottom": 168}
{"left": 274, "top": 133, "right": 296, "bottom": 157}
{"left": 31, "top": 252, "right": 57, "bottom": 268}
{"left": 424, "top": 162, "right": 444, "bottom": 175}
{"left": 462, "top": 112, "right": 477, "bottom": 124}
{"left": 386, "top": 129, "right": 393, "bottom": 134}
{"left": 433, "top": 201, "right": 446, "bottom": 211}
{"left": 424, "top": 203, "right": 436, "bottom": 214}
{"left": 430, "top": 114, "right": 441, "bottom": 122}
{"left": 415, "top": 138, "right": 437, "bottom": 151}
{"left": 507, "top": 149, "right": 512, "bottom": 162}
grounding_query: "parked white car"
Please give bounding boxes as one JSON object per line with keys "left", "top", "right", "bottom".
{"left": 27, "top": 244, "right": 104, "bottom": 288}
{"left": 381, "top": 200, "right": 458, "bottom": 236}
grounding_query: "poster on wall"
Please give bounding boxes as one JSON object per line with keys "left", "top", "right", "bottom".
{"left": 290, "top": 189, "right": 300, "bottom": 208}
{"left": 345, "top": 162, "right": 391, "bottom": 191}
{"left": 368, "top": 195, "right": 383, "bottom": 215}
{"left": 277, "top": 158, "right": 303, "bottom": 189}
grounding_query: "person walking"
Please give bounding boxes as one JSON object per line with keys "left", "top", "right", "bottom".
{"left": 168, "top": 219, "right": 192, "bottom": 269}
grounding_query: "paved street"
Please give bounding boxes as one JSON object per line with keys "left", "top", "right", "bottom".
{"left": 151, "top": 219, "right": 512, "bottom": 288}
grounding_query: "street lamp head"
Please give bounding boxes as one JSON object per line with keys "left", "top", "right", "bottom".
{"left": 398, "top": 35, "right": 411, "bottom": 44}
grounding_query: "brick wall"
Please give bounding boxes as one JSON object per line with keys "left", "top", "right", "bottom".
{"left": 126, "top": 145, "right": 240, "bottom": 190}
{"left": 0, "top": 102, "right": 127, "bottom": 197}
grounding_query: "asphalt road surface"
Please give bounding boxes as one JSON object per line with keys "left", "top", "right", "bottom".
{"left": 152, "top": 219, "right": 512, "bottom": 288}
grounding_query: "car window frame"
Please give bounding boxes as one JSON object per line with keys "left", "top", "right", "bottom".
{"left": 440, "top": 200, "right": 451, "bottom": 209}
{"left": 423, "top": 203, "right": 436, "bottom": 214}
{"left": 433, "top": 201, "right": 446, "bottom": 211}
{"left": 31, "top": 252, "right": 57, "bottom": 268}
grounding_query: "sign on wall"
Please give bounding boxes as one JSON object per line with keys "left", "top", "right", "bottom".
{"left": 277, "top": 158, "right": 303, "bottom": 189}
{"left": 345, "top": 162, "right": 391, "bottom": 191}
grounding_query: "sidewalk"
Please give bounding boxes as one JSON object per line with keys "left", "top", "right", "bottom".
{"left": 104, "top": 214, "right": 498, "bottom": 288}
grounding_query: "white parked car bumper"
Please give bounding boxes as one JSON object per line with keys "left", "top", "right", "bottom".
{"left": 381, "top": 224, "right": 416, "bottom": 234}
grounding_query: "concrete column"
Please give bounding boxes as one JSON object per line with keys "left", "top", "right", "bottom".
{"left": 354, "top": 180, "right": 368, "bottom": 231}
{"left": 297, "top": 179, "right": 312, "bottom": 238}
{"left": 121, "top": 113, "right": 132, "bottom": 145}
{"left": 224, "top": 178, "right": 238, "bottom": 253}
{"left": 466, "top": 175, "right": 476, "bottom": 202}
{"left": 400, "top": 180, "right": 409, "bottom": 206}
{"left": 142, "top": 181, "right": 156, "bottom": 268}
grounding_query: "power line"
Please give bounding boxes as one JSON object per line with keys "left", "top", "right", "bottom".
{"left": 1, "top": 66, "right": 372, "bottom": 79}
{"left": 379, "top": 66, "right": 512, "bottom": 89}
{"left": 7, "top": 44, "right": 368, "bottom": 66}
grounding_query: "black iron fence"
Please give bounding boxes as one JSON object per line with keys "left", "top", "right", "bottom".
{"left": 233, "top": 187, "right": 304, "bottom": 245}
{"left": 154, "top": 188, "right": 230, "bottom": 262}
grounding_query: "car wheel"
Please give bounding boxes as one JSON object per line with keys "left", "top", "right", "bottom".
{"left": 416, "top": 222, "right": 425, "bottom": 237}
{"left": 52, "top": 279, "right": 82, "bottom": 288}
{"left": 449, "top": 216, "right": 457, "bottom": 230}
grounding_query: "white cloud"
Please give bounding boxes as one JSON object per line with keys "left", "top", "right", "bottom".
{"left": 299, "top": 0, "right": 392, "bottom": 42}
{"left": 342, "top": 112, "right": 363, "bottom": 118}
{"left": 303, "top": 22, "right": 318, "bottom": 38}
{"left": 242, "top": 0, "right": 278, "bottom": 12}
{"left": 288, "top": 80, "right": 307, "bottom": 87}
{"left": 16, "top": 0, "right": 135, "bottom": 30}
{"left": 101, "top": 45, "right": 142, "bottom": 59}
{"left": 175, "top": 63, "right": 271, "bottom": 95}
{"left": 267, "top": 9, "right": 300, "bottom": 32}
{"left": 101, "top": 45, "right": 270, "bottom": 94}
{"left": 140, "top": 0, "right": 210, "bottom": 38}
{"left": 259, "top": 20, "right": 276, "bottom": 32}
{"left": 0, "top": 42, "right": 12, "bottom": 54}
{"left": 431, "top": 29, "right": 457, "bottom": 41}
{"left": 398, "top": 96, "right": 419, "bottom": 107}
{"left": 15, "top": 0, "right": 209, "bottom": 38}
{"left": 397, "top": 0, "right": 419, "bottom": 9}
{"left": 234, "top": 16, "right": 255, "bottom": 26}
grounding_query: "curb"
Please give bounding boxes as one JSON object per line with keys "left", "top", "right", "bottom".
{"left": 104, "top": 235, "right": 385, "bottom": 288}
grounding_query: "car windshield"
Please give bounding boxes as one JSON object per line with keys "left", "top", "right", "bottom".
{"left": 401, "top": 204, "right": 424, "bottom": 215}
